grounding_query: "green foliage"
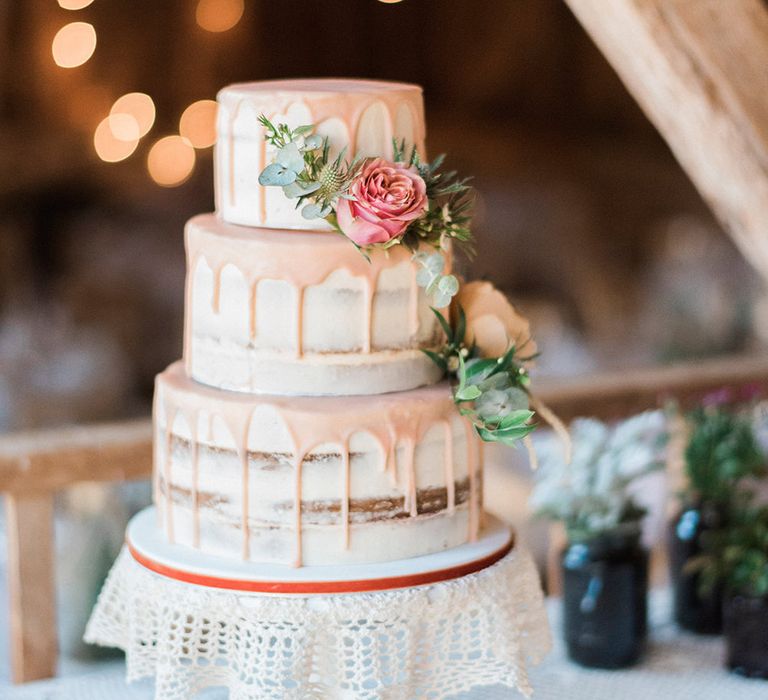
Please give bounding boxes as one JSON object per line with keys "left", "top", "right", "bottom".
{"left": 422, "top": 305, "right": 536, "bottom": 448}
{"left": 681, "top": 403, "right": 768, "bottom": 597}
{"left": 392, "top": 139, "right": 475, "bottom": 255}
{"left": 692, "top": 501, "right": 768, "bottom": 598}
{"left": 257, "top": 120, "right": 474, "bottom": 260}
{"left": 257, "top": 115, "right": 362, "bottom": 222}
{"left": 683, "top": 406, "right": 765, "bottom": 504}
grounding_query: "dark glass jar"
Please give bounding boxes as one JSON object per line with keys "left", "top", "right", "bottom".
{"left": 562, "top": 531, "right": 648, "bottom": 669}
{"left": 668, "top": 500, "right": 724, "bottom": 634}
{"left": 724, "top": 594, "right": 768, "bottom": 678}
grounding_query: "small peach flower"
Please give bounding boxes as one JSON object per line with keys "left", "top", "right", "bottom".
{"left": 455, "top": 281, "right": 536, "bottom": 360}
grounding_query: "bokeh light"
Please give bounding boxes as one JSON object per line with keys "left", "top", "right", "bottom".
{"left": 179, "top": 100, "right": 218, "bottom": 149}
{"left": 378, "top": 0, "right": 404, "bottom": 3}
{"left": 147, "top": 136, "right": 196, "bottom": 187}
{"left": 58, "top": 0, "right": 95, "bottom": 9}
{"left": 94, "top": 116, "right": 139, "bottom": 162}
{"left": 110, "top": 93, "right": 156, "bottom": 138}
{"left": 52, "top": 22, "right": 97, "bottom": 68}
{"left": 196, "top": 0, "right": 244, "bottom": 32}
{"left": 107, "top": 113, "right": 140, "bottom": 142}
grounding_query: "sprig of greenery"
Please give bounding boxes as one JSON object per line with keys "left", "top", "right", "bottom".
{"left": 423, "top": 305, "right": 536, "bottom": 447}
{"left": 680, "top": 403, "right": 768, "bottom": 597}
{"left": 691, "top": 499, "right": 768, "bottom": 597}
{"left": 257, "top": 115, "right": 363, "bottom": 223}
{"left": 391, "top": 139, "right": 475, "bottom": 255}
{"left": 683, "top": 406, "right": 765, "bottom": 504}
{"left": 258, "top": 115, "right": 313, "bottom": 149}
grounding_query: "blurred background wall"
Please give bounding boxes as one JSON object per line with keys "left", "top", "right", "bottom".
{"left": 0, "top": 0, "right": 763, "bottom": 432}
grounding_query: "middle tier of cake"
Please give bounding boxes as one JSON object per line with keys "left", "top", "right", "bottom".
{"left": 154, "top": 362, "right": 483, "bottom": 567}
{"left": 185, "top": 214, "right": 445, "bottom": 396}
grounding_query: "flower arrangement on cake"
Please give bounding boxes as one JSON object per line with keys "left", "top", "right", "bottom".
{"left": 258, "top": 116, "right": 567, "bottom": 452}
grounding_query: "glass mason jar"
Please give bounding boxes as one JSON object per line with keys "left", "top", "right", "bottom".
{"left": 562, "top": 530, "right": 648, "bottom": 669}
{"left": 668, "top": 500, "right": 724, "bottom": 634}
{"left": 724, "top": 594, "right": 768, "bottom": 678}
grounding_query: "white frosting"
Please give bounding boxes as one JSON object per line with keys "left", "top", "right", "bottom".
{"left": 184, "top": 214, "right": 445, "bottom": 395}
{"left": 214, "top": 79, "right": 426, "bottom": 229}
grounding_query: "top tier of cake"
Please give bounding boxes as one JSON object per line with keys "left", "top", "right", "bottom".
{"left": 215, "top": 78, "right": 426, "bottom": 230}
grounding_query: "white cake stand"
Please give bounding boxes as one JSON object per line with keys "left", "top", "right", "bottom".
{"left": 86, "top": 507, "right": 551, "bottom": 700}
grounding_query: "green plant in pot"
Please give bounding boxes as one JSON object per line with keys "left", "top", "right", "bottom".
{"left": 691, "top": 501, "right": 768, "bottom": 678}
{"left": 531, "top": 411, "right": 668, "bottom": 669}
{"left": 669, "top": 403, "right": 765, "bottom": 634}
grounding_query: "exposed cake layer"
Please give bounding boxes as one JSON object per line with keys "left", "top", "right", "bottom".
{"left": 185, "top": 214, "right": 445, "bottom": 395}
{"left": 154, "top": 362, "right": 483, "bottom": 567}
{"left": 215, "top": 79, "right": 426, "bottom": 229}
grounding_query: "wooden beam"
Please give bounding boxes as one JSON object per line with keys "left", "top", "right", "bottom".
{"left": 5, "top": 492, "right": 57, "bottom": 682}
{"left": 564, "top": 0, "right": 768, "bottom": 284}
{"left": 0, "top": 418, "right": 152, "bottom": 494}
{"left": 536, "top": 353, "right": 768, "bottom": 422}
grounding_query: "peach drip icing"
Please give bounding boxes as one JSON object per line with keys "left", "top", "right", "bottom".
{"left": 464, "top": 420, "right": 480, "bottom": 542}
{"left": 156, "top": 365, "right": 477, "bottom": 567}
{"left": 163, "top": 406, "right": 178, "bottom": 544}
{"left": 443, "top": 421, "right": 456, "bottom": 512}
{"left": 219, "top": 86, "right": 426, "bottom": 216}
{"left": 184, "top": 222, "right": 429, "bottom": 361}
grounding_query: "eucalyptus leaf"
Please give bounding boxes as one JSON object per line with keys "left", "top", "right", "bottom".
{"left": 301, "top": 202, "right": 325, "bottom": 219}
{"left": 303, "top": 134, "right": 324, "bottom": 150}
{"left": 432, "top": 290, "right": 451, "bottom": 308}
{"left": 438, "top": 274, "right": 459, "bottom": 296}
{"left": 426, "top": 252, "right": 445, "bottom": 274}
{"left": 282, "top": 180, "right": 321, "bottom": 199}
{"left": 259, "top": 163, "right": 296, "bottom": 187}
{"left": 415, "top": 268, "right": 433, "bottom": 287}
{"left": 276, "top": 142, "right": 305, "bottom": 173}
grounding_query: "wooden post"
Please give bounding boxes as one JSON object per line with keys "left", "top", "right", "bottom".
{"left": 5, "top": 492, "right": 57, "bottom": 682}
{"left": 564, "top": 0, "right": 768, "bottom": 286}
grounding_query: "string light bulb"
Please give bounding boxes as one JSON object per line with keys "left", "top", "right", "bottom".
{"left": 57, "top": 0, "right": 95, "bottom": 9}
{"left": 147, "top": 135, "right": 196, "bottom": 187}
{"left": 196, "top": 0, "right": 244, "bottom": 32}
{"left": 179, "top": 100, "right": 218, "bottom": 148}
{"left": 94, "top": 116, "right": 138, "bottom": 162}
{"left": 52, "top": 22, "right": 97, "bottom": 68}
{"left": 110, "top": 93, "right": 156, "bottom": 138}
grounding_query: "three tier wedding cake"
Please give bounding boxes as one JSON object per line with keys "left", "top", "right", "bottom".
{"left": 87, "top": 78, "right": 552, "bottom": 699}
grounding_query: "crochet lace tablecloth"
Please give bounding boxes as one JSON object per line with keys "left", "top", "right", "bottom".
{"left": 85, "top": 545, "right": 551, "bottom": 700}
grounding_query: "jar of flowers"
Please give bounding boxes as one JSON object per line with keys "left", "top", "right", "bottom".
{"left": 669, "top": 403, "right": 765, "bottom": 634}
{"left": 692, "top": 501, "right": 768, "bottom": 677}
{"left": 531, "top": 411, "right": 668, "bottom": 669}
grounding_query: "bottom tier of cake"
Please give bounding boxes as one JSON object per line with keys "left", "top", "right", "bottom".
{"left": 154, "top": 362, "right": 483, "bottom": 567}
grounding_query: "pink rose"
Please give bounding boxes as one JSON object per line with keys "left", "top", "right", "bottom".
{"left": 336, "top": 158, "right": 428, "bottom": 245}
